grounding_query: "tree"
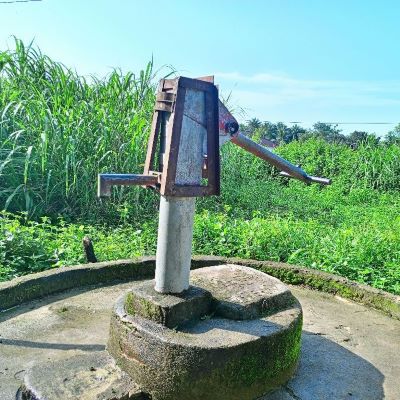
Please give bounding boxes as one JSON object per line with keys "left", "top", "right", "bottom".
{"left": 312, "top": 122, "right": 346, "bottom": 143}
{"left": 347, "top": 131, "right": 380, "bottom": 148}
{"left": 287, "top": 124, "right": 306, "bottom": 142}
{"left": 261, "top": 121, "right": 278, "bottom": 141}
{"left": 241, "top": 120, "right": 305, "bottom": 144}
{"left": 385, "top": 123, "right": 400, "bottom": 145}
{"left": 245, "top": 118, "right": 262, "bottom": 136}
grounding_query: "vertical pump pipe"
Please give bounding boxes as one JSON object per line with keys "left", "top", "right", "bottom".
{"left": 154, "top": 88, "right": 206, "bottom": 293}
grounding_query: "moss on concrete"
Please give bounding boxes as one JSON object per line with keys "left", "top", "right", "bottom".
{"left": 214, "top": 316, "right": 302, "bottom": 389}
{"left": 1, "top": 256, "right": 399, "bottom": 321}
{"left": 125, "top": 292, "right": 162, "bottom": 322}
{"left": 123, "top": 312, "right": 303, "bottom": 400}
{"left": 225, "top": 258, "right": 400, "bottom": 320}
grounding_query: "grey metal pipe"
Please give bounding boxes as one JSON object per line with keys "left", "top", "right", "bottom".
{"left": 279, "top": 171, "right": 331, "bottom": 185}
{"left": 98, "top": 173, "right": 158, "bottom": 197}
{"left": 154, "top": 87, "right": 206, "bottom": 293}
{"left": 231, "top": 133, "right": 310, "bottom": 183}
{"left": 231, "top": 132, "right": 331, "bottom": 185}
{"left": 154, "top": 196, "right": 195, "bottom": 293}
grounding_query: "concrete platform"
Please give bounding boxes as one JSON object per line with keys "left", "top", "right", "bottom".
{"left": 1, "top": 279, "right": 399, "bottom": 399}
{"left": 107, "top": 265, "right": 302, "bottom": 400}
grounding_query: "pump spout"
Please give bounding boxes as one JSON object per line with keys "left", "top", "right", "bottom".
{"left": 98, "top": 173, "right": 159, "bottom": 197}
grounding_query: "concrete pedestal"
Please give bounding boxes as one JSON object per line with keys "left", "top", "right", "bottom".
{"left": 108, "top": 265, "right": 302, "bottom": 400}
{"left": 3, "top": 258, "right": 399, "bottom": 399}
{"left": 17, "top": 264, "right": 302, "bottom": 400}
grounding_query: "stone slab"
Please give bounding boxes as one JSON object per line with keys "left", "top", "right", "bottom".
{"left": 124, "top": 264, "right": 294, "bottom": 329}
{"left": 19, "top": 351, "right": 144, "bottom": 400}
{"left": 191, "top": 264, "right": 294, "bottom": 319}
{"left": 109, "top": 265, "right": 303, "bottom": 400}
{"left": 125, "top": 280, "right": 212, "bottom": 328}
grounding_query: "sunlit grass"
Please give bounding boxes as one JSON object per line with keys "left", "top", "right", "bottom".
{"left": 1, "top": 39, "right": 400, "bottom": 296}
{"left": 0, "top": 38, "right": 158, "bottom": 221}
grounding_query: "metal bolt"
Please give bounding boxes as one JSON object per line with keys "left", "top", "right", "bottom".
{"left": 225, "top": 121, "right": 239, "bottom": 136}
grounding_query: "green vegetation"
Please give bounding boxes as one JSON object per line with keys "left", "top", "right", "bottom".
{"left": 241, "top": 118, "right": 397, "bottom": 147}
{"left": 0, "top": 211, "right": 156, "bottom": 280}
{"left": 0, "top": 38, "right": 158, "bottom": 220}
{"left": 1, "top": 40, "right": 400, "bottom": 295}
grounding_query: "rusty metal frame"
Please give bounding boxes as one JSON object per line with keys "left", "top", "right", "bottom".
{"left": 144, "top": 77, "right": 220, "bottom": 197}
{"left": 143, "top": 79, "right": 176, "bottom": 188}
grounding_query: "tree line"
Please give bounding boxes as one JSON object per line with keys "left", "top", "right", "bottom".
{"left": 240, "top": 118, "right": 400, "bottom": 147}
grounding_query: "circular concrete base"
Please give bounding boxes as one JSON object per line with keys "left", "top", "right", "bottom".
{"left": 2, "top": 259, "right": 399, "bottom": 400}
{"left": 108, "top": 265, "right": 303, "bottom": 400}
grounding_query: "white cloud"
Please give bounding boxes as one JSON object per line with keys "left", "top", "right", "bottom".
{"left": 214, "top": 71, "right": 400, "bottom": 134}
{"left": 216, "top": 72, "right": 400, "bottom": 107}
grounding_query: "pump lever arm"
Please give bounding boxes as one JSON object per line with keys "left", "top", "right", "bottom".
{"left": 218, "top": 100, "right": 330, "bottom": 185}
{"left": 230, "top": 132, "right": 331, "bottom": 185}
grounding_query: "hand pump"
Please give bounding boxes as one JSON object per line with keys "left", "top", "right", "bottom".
{"left": 98, "top": 76, "right": 330, "bottom": 294}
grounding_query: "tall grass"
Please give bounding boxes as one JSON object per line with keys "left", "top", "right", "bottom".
{"left": 1, "top": 40, "right": 400, "bottom": 295}
{"left": 0, "top": 38, "right": 158, "bottom": 221}
{"left": 2, "top": 39, "right": 400, "bottom": 223}
{"left": 276, "top": 139, "right": 400, "bottom": 192}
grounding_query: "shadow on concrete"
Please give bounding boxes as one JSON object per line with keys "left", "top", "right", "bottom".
{"left": 264, "top": 331, "right": 384, "bottom": 400}
{"left": 0, "top": 338, "right": 105, "bottom": 352}
{"left": 0, "top": 285, "right": 95, "bottom": 323}
{"left": 0, "top": 281, "right": 128, "bottom": 323}
{"left": 180, "top": 304, "right": 385, "bottom": 400}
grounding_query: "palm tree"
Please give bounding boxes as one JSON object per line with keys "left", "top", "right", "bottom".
{"left": 246, "top": 118, "right": 262, "bottom": 136}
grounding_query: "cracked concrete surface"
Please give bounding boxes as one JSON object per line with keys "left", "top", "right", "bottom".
{"left": 0, "top": 282, "right": 399, "bottom": 400}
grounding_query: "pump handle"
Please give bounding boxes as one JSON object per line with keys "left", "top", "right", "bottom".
{"left": 230, "top": 132, "right": 331, "bottom": 185}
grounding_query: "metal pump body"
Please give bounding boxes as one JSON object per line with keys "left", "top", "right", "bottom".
{"left": 98, "top": 76, "right": 330, "bottom": 293}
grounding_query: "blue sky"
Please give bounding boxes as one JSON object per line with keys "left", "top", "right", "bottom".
{"left": 1, "top": 0, "right": 399, "bottom": 135}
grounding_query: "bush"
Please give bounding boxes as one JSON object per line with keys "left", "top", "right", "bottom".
{"left": 0, "top": 39, "right": 158, "bottom": 222}
{"left": 0, "top": 210, "right": 157, "bottom": 281}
